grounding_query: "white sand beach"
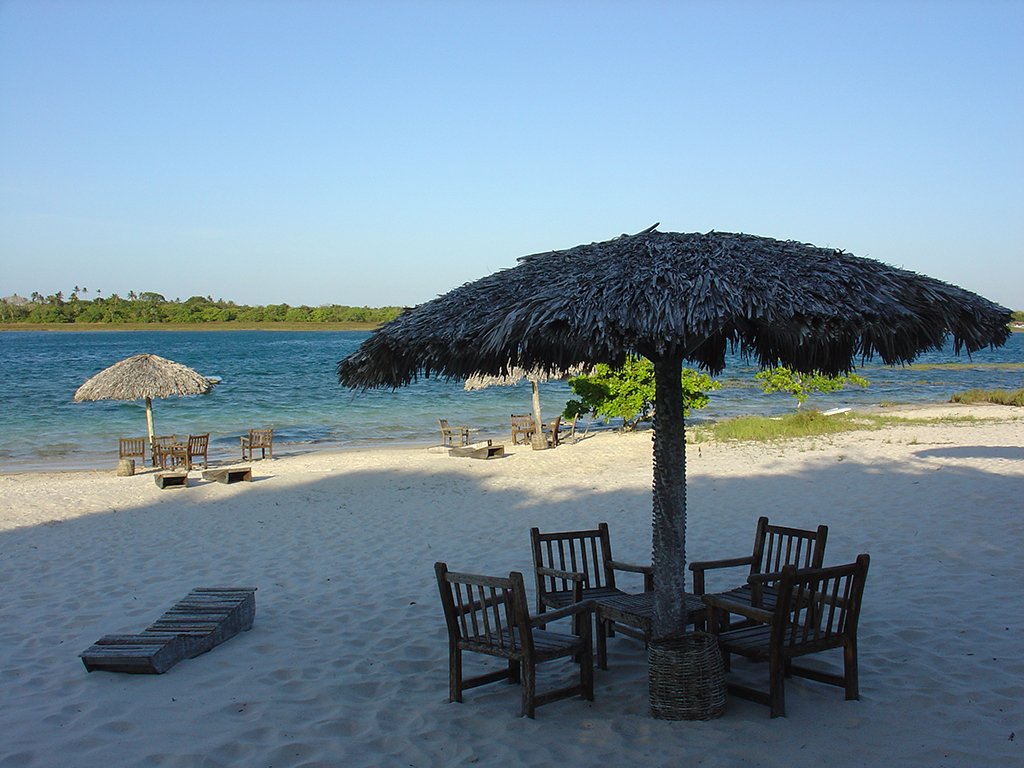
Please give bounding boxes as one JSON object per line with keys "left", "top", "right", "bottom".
{"left": 1, "top": 404, "right": 1021, "bottom": 767}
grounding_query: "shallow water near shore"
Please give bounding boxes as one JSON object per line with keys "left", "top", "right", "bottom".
{"left": 0, "top": 329, "right": 1020, "bottom": 472}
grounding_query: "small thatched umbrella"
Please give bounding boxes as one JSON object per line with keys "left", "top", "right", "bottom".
{"left": 339, "top": 227, "right": 1010, "bottom": 642}
{"left": 463, "top": 364, "right": 589, "bottom": 448}
{"left": 74, "top": 353, "right": 216, "bottom": 444}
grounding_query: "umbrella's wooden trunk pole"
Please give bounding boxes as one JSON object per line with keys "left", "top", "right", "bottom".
{"left": 651, "top": 354, "right": 688, "bottom": 639}
{"left": 529, "top": 380, "right": 547, "bottom": 450}
{"left": 144, "top": 396, "right": 155, "bottom": 445}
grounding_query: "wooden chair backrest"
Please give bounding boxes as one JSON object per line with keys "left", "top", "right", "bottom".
{"left": 187, "top": 433, "right": 209, "bottom": 452}
{"left": 248, "top": 429, "right": 272, "bottom": 447}
{"left": 531, "top": 522, "right": 615, "bottom": 596}
{"left": 152, "top": 434, "right": 178, "bottom": 450}
{"left": 435, "top": 562, "right": 530, "bottom": 658}
{"left": 751, "top": 517, "right": 828, "bottom": 578}
{"left": 774, "top": 554, "right": 870, "bottom": 650}
{"left": 119, "top": 437, "right": 146, "bottom": 459}
{"left": 511, "top": 413, "right": 533, "bottom": 428}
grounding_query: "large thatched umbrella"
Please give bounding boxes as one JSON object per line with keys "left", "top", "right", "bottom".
{"left": 338, "top": 227, "right": 1010, "bottom": 639}
{"left": 74, "top": 353, "right": 216, "bottom": 444}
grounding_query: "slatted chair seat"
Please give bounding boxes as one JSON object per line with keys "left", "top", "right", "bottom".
{"left": 461, "top": 627, "right": 584, "bottom": 658}
{"left": 541, "top": 584, "right": 625, "bottom": 609}
{"left": 705, "top": 555, "right": 870, "bottom": 717}
{"left": 435, "top": 562, "right": 594, "bottom": 718}
{"left": 690, "top": 516, "right": 828, "bottom": 629}
{"left": 712, "top": 583, "right": 782, "bottom": 613}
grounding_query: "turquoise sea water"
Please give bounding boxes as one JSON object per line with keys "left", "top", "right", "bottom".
{"left": 0, "top": 330, "right": 1021, "bottom": 472}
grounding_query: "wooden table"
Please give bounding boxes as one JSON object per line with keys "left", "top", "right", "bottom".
{"left": 594, "top": 591, "right": 707, "bottom": 669}
{"left": 155, "top": 441, "right": 188, "bottom": 469}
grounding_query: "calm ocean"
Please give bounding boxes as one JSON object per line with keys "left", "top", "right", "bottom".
{"left": 0, "top": 330, "right": 1021, "bottom": 472}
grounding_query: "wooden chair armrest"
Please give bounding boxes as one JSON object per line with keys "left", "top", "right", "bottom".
{"left": 529, "top": 600, "right": 594, "bottom": 627}
{"left": 690, "top": 555, "right": 755, "bottom": 595}
{"left": 703, "top": 594, "right": 773, "bottom": 625}
{"left": 608, "top": 559, "right": 654, "bottom": 591}
{"left": 535, "top": 566, "right": 584, "bottom": 582}
{"left": 746, "top": 571, "right": 784, "bottom": 584}
{"left": 689, "top": 555, "right": 755, "bottom": 573}
{"left": 607, "top": 559, "right": 651, "bottom": 575}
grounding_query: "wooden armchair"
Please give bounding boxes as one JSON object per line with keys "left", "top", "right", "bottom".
{"left": 119, "top": 437, "right": 146, "bottom": 466}
{"left": 531, "top": 523, "right": 652, "bottom": 615}
{"left": 704, "top": 554, "right": 870, "bottom": 717}
{"left": 545, "top": 416, "right": 563, "bottom": 447}
{"left": 510, "top": 414, "right": 535, "bottom": 445}
{"left": 185, "top": 433, "right": 209, "bottom": 470}
{"left": 530, "top": 523, "right": 654, "bottom": 651}
{"left": 556, "top": 414, "right": 579, "bottom": 445}
{"left": 437, "top": 418, "right": 470, "bottom": 447}
{"left": 690, "top": 516, "right": 828, "bottom": 626}
{"left": 530, "top": 523, "right": 701, "bottom": 669}
{"left": 434, "top": 562, "right": 594, "bottom": 718}
{"left": 240, "top": 429, "right": 273, "bottom": 460}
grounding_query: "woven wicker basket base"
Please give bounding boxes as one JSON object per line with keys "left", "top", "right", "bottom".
{"left": 648, "top": 631, "right": 727, "bottom": 720}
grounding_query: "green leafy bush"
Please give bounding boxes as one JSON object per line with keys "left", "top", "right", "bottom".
{"left": 755, "top": 365, "right": 868, "bottom": 409}
{"left": 564, "top": 357, "right": 719, "bottom": 431}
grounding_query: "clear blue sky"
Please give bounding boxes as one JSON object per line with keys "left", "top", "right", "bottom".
{"left": 2, "top": 0, "right": 1021, "bottom": 310}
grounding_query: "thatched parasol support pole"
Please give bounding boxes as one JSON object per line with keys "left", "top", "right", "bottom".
{"left": 650, "top": 353, "right": 688, "bottom": 639}
{"left": 529, "top": 379, "right": 547, "bottom": 450}
{"left": 144, "top": 396, "right": 155, "bottom": 445}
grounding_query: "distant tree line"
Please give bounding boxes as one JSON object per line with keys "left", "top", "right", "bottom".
{"left": 0, "top": 289, "right": 403, "bottom": 325}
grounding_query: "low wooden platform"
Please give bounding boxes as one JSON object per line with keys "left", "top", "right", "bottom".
{"left": 202, "top": 467, "right": 252, "bottom": 484}
{"left": 81, "top": 587, "right": 257, "bottom": 674}
{"left": 450, "top": 441, "right": 505, "bottom": 459}
{"left": 154, "top": 471, "right": 189, "bottom": 489}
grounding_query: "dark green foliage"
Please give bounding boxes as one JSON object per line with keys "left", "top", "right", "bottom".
{"left": 564, "top": 356, "right": 719, "bottom": 430}
{"left": 0, "top": 292, "right": 402, "bottom": 325}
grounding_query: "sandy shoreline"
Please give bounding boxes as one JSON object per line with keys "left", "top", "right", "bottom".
{"left": 1, "top": 404, "right": 1021, "bottom": 766}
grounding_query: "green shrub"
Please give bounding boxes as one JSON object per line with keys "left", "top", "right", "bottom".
{"left": 565, "top": 357, "right": 719, "bottom": 431}
{"left": 755, "top": 365, "right": 868, "bottom": 409}
{"left": 950, "top": 388, "right": 1024, "bottom": 407}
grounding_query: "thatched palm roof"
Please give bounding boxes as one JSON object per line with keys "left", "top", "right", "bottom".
{"left": 462, "top": 365, "right": 590, "bottom": 391}
{"left": 336, "top": 226, "right": 1010, "bottom": 642}
{"left": 339, "top": 228, "right": 1010, "bottom": 388}
{"left": 75, "top": 353, "right": 216, "bottom": 444}
{"left": 74, "top": 354, "right": 214, "bottom": 402}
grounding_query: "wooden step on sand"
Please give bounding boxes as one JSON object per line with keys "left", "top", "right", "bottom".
{"left": 81, "top": 587, "right": 256, "bottom": 674}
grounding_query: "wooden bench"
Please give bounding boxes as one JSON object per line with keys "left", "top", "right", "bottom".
{"left": 449, "top": 441, "right": 505, "bottom": 459}
{"left": 154, "top": 471, "right": 189, "bottom": 489}
{"left": 202, "top": 467, "right": 253, "bottom": 484}
{"left": 81, "top": 587, "right": 257, "bottom": 674}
